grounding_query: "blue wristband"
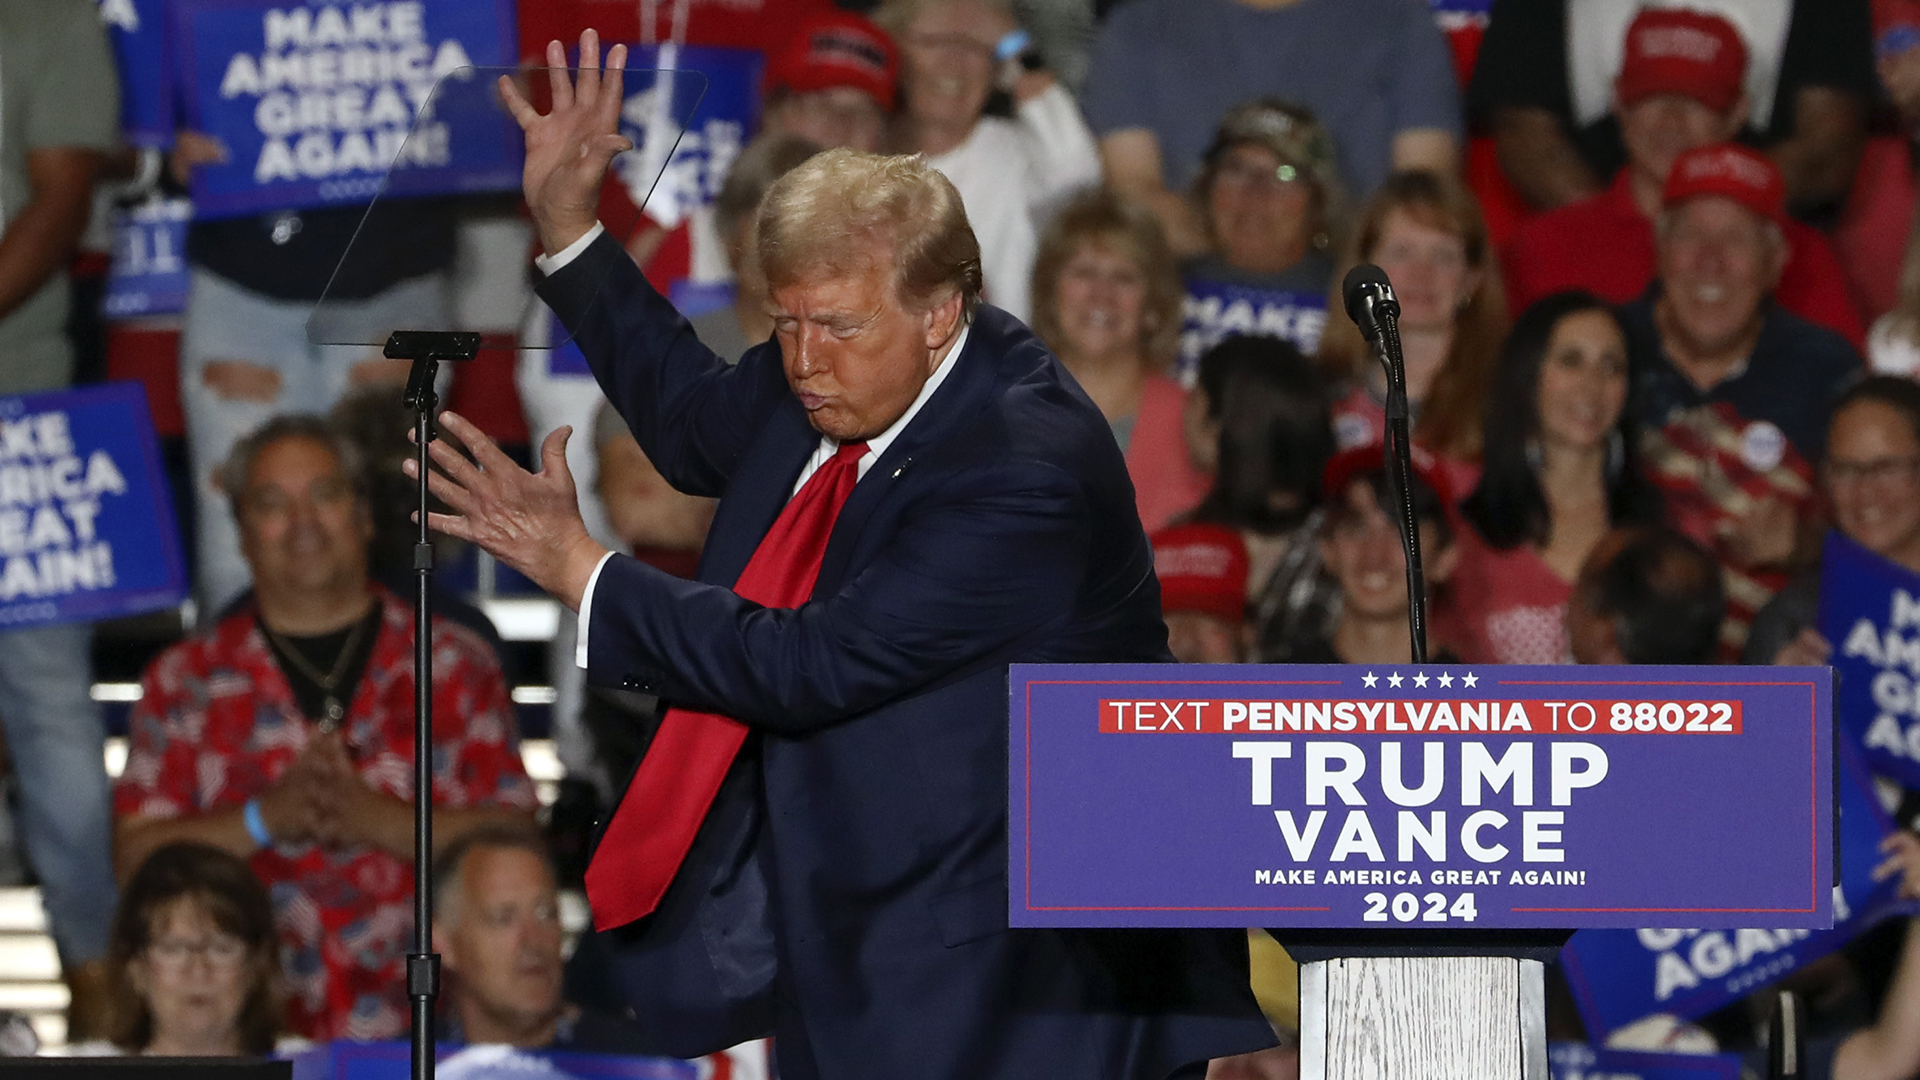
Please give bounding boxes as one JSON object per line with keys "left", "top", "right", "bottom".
{"left": 243, "top": 799, "right": 272, "bottom": 848}
{"left": 994, "top": 28, "right": 1031, "bottom": 62}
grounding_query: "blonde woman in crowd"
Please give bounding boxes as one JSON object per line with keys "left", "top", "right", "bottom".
{"left": 1030, "top": 189, "right": 1196, "bottom": 533}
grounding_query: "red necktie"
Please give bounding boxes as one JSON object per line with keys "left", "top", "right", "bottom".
{"left": 584, "top": 440, "right": 869, "bottom": 929}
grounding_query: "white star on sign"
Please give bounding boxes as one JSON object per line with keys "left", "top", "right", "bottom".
{"left": 1362, "top": 672, "right": 1378, "bottom": 688}
{"left": 1437, "top": 672, "right": 1454, "bottom": 688}
{"left": 1413, "top": 672, "right": 1429, "bottom": 688}
{"left": 1387, "top": 672, "right": 1404, "bottom": 688}
{"left": 1462, "top": 672, "right": 1479, "bottom": 688}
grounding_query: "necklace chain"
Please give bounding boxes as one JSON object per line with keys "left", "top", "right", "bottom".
{"left": 260, "top": 605, "right": 374, "bottom": 698}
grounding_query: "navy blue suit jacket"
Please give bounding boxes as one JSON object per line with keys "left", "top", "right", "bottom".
{"left": 538, "top": 231, "right": 1272, "bottom": 1079}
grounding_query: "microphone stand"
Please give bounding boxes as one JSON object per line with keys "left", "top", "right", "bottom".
{"left": 1366, "top": 304, "right": 1428, "bottom": 665}
{"left": 386, "top": 328, "right": 479, "bottom": 1080}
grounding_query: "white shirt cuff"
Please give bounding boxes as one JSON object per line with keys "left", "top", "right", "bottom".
{"left": 536, "top": 222, "right": 607, "bottom": 277}
{"left": 574, "top": 550, "right": 617, "bottom": 669}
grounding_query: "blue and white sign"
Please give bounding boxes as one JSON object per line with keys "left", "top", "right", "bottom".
{"left": 612, "top": 44, "right": 757, "bottom": 231}
{"left": 1821, "top": 531, "right": 1920, "bottom": 786}
{"left": 0, "top": 384, "right": 186, "bottom": 630}
{"left": 104, "top": 195, "right": 193, "bottom": 319}
{"left": 169, "top": 0, "right": 519, "bottom": 219}
{"left": 1178, "top": 278, "right": 1328, "bottom": 385}
{"left": 99, "top": 0, "right": 176, "bottom": 147}
{"left": 1012, "top": 664, "right": 1834, "bottom": 931}
{"left": 1548, "top": 1043, "right": 1741, "bottom": 1080}
{"left": 1557, "top": 742, "right": 1909, "bottom": 1037}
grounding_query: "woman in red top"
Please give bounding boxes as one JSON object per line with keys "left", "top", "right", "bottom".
{"left": 1030, "top": 190, "right": 1199, "bottom": 533}
{"left": 1453, "top": 292, "right": 1662, "bottom": 664}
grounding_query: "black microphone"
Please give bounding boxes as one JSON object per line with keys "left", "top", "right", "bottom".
{"left": 1342, "top": 263, "right": 1400, "bottom": 343}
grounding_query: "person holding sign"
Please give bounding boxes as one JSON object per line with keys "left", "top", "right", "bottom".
{"left": 0, "top": 0, "right": 132, "bottom": 1042}
{"left": 1173, "top": 99, "right": 1345, "bottom": 379}
{"left": 1744, "top": 377, "right": 1920, "bottom": 667}
{"left": 417, "top": 31, "right": 1276, "bottom": 1079}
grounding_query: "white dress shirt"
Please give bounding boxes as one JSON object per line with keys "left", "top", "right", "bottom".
{"left": 556, "top": 219, "right": 970, "bottom": 668}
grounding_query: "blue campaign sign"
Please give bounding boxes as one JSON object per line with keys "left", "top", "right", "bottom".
{"left": 1178, "top": 278, "right": 1328, "bottom": 385}
{"left": 0, "top": 383, "right": 186, "bottom": 630}
{"left": 103, "top": 195, "right": 193, "bottom": 319}
{"left": 289, "top": 1040, "right": 700, "bottom": 1080}
{"left": 1557, "top": 742, "right": 1910, "bottom": 1036}
{"left": 1010, "top": 663, "right": 1833, "bottom": 930}
{"left": 1548, "top": 1043, "right": 1741, "bottom": 1080}
{"left": 169, "top": 0, "right": 520, "bottom": 219}
{"left": 611, "top": 44, "right": 759, "bottom": 231}
{"left": 99, "top": 0, "right": 176, "bottom": 147}
{"left": 1820, "top": 531, "right": 1920, "bottom": 785}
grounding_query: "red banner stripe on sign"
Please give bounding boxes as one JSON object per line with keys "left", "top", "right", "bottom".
{"left": 1096, "top": 699, "right": 1744, "bottom": 735}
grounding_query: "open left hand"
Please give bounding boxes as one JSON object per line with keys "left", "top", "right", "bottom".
{"left": 403, "top": 411, "right": 608, "bottom": 610}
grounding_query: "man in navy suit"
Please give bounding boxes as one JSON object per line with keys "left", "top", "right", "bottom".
{"left": 415, "top": 31, "right": 1275, "bottom": 1079}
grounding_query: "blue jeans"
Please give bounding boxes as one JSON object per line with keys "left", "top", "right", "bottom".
{"left": 0, "top": 622, "right": 112, "bottom": 965}
{"left": 180, "top": 269, "right": 450, "bottom": 612}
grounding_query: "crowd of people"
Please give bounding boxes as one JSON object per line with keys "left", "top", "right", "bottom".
{"left": 7, "top": 0, "right": 1920, "bottom": 1074}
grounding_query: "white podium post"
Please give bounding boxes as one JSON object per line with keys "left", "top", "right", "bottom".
{"left": 1299, "top": 956, "right": 1544, "bottom": 1079}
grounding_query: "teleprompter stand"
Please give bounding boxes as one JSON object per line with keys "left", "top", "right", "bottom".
{"left": 303, "top": 63, "right": 706, "bottom": 1080}
{"left": 392, "top": 330, "right": 477, "bottom": 1080}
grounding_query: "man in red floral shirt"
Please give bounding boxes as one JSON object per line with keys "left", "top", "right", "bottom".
{"left": 113, "top": 415, "right": 536, "bottom": 1041}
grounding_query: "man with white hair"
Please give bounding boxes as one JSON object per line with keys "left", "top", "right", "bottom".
{"left": 1623, "top": 142, "right": 1859, "bottom": 654}
{"left": 411, "top": 30, "right": 1276, "bottom": 1080}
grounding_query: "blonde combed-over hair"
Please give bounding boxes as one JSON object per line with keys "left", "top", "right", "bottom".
{"left": 757, "top": 148, "right": 984, "bottom": 320}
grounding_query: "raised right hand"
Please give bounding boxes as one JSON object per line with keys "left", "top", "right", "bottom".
{"left": 498, "top": 30, "right": 632, "bottom": 256}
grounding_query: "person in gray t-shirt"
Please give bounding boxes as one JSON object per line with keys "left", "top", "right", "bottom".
{"left": 1082, "top": 0, "right": 1460, "bottom": 256}
{"left": 0, "top": 0, "right": 124, "bottom": 1043}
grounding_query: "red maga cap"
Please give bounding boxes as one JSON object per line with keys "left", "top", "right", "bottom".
{"left": 767, "top": 13, "right": 898, "bottom": 112}
{"left": 1616, "top": 8, "right": 1747, "bottom": 114}
{"left": 1662, "top": 143, "right": 1785, "bottom": 226}
{"left": 1151, "top": 523, "right": 1249, "bottom": 624}
{"left": 1320, "top": 443, "right": 1455, "bottom": 510}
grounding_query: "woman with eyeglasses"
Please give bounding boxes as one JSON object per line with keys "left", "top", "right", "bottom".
{"left": 1176, "top": 99, "right": 1348, "bottom": 381}
{"left": 1317, "top": 169, "right": 1508, "bottom": 497}
{"left": 874, "top": 0, "right": 1100, "bottom": 323}
{"left": 1746, "top": 377, "right": 1920, "bottom": 667}
{"left": 80, "top": 842, "right": 285, "bottom": 1056}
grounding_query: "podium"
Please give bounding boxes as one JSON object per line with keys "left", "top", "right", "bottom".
{"left": 1011, "top": 663, "right": 1834, "bottom": 1077}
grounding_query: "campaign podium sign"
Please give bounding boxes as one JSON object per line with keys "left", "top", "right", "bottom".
{"left": 1010, "top": 663, "right": 1833, "bottom": 932}
{"left": 289, "top": 1041, "right": 699, "bottom": 1080}
{"left": 0, "top": 383, "right": 187, "bottom": 631}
